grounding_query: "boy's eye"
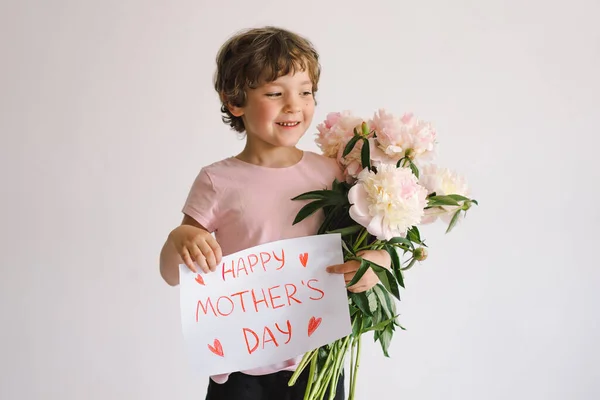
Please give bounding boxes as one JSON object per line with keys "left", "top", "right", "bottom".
{"left": 266, "top": 92, "right": 282, "bottom": 97}
{"left": 302, "top": 91, "right": 313, "bottom": 96}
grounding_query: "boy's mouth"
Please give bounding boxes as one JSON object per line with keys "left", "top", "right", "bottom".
{"left": 276, "top": 122, "right": 300, "bottom": 127}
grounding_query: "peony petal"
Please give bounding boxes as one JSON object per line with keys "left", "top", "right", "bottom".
{"left": 348, "top": 185, "right": 372, "bottom": 228}
{"left": 366, "top": 213, "right": 385, "bottom": 240}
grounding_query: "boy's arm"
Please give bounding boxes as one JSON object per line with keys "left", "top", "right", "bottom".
{"left": 159, "top": 214, "right": 215, "bottom": 286}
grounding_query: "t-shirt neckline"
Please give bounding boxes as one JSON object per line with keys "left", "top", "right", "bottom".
{"left": 229, "top": 151, "right": 306, "bottom": 171}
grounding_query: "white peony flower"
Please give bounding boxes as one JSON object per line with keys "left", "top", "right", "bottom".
{"left": 419, "top": 164, "right": 471, "bottom": 224}
{"left": 348, "top": 164, "right": 428, "bottom": 240}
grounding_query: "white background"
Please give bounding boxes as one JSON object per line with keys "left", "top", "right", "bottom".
{"left": 1, "top": 0, "right": 598, "bottom": 399}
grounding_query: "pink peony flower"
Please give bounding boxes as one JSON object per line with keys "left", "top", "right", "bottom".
{"left": 336, "top": 129, "right": 377, "bottom": 183}
{"left": 315, "top": 111, "right": 363, "bottom": 158}
{"left": 348, "top": 164, "right": 428, "bottom": 240}
{"left": 369, "top": 109, "right": 437, "bottom": 165}
{"left": 336, "top": 140, "right": 363, "bottom": 183}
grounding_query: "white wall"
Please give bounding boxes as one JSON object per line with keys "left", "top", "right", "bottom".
{"left": 1, "top": 0, "right": 599, "bottom": 399}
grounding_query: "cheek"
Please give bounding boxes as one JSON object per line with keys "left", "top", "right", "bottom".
{"left": 256, "top": 104, "right": 279, "bottom": 122}
{"left": 305, "top": 104, "right": 315, "bottom": 122}
{"left": 304, "top": 99, "right": 315, "bottom": 113}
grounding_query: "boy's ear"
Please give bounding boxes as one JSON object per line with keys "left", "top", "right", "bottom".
{"left": 221, "top": 92, "right": 244, "bottom": 117}
{"left": 227, "top": 104, "right": 244, "bottom": 117}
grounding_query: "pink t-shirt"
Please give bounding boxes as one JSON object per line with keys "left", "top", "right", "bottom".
{"left": 182, "top": 150, "right": 342, "bottom": 383}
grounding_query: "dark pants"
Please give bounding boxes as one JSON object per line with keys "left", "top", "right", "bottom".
{"left": 205, "top": 368, "right": 345, "bottom": 400}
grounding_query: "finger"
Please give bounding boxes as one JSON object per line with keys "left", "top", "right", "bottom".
{"left": 180, "top": 247, "right": 197, "bottom": 273}
{"left": 347, "top": 284, "right": 366, "bottom": 293}
{"left": 206, "top": 236, "right": 223, "bottom": 264}
{"left": 197, "top": 241, "right": 217, "bottom": 272}
{"left": 346, "top": 271, "right": 378, "bottom": 290}
{"left": 343, "top": 265, "right": 375, "bottom": 283}
{"left": 343, "top": 272, "right": 356, "bottom": 283}
{"left": 189, "top": 245, "right": 210, "bottom": 273}
{"left": 326, "top": 262, "right": 358, "bottom": 274}
{"left": 347, "top": 279, "right": 371, "bottom": 292}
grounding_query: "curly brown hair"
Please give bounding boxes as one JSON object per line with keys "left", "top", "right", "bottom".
{"left": 214, "top": 26, "right": 321, "bottom": 133}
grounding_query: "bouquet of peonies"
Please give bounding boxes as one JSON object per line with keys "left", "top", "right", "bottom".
{"left": 287, "top": 110, "right": 478, "bottom": 400}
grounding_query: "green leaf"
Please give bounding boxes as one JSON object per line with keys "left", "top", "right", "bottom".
{"left": 378, "top": 325, "right": 394, "bottom": 357}
{"left": 394, "top": 320, "right": 407, "bottom": 330}
{"left": 346, "top": 259, "right": 370, "bottom": 288}
{"left": 407, "top": 226, "right": 422, "bottom": 244}
{"left": 384, "top": 245, "right": 404, "bottom": 288}
{"left": 326, "top": 225, "right": 363, "bottom": 237}
{"left": 293, "top": 194, "right": 348, "bottom": 225}
{"left": 349, "top": 292, "right": 373, "bottom": 317}
{"left": 291, "top": 190, "right": 344, "bottom": 201}
{"left": 363, "top": 315, "right": 373, "bottom": 331}
{"left": 396, "top": 157, "right": 405, "bottom": 168}
{"left": 342, "top": 135, "right": 361, "bottom": 158}
{"left": 331, "top": 179, "right": 345, "bottom": 193}
{"left": 352, "top": 314, "right": 363, "bottom": 336}
{"left": 427, "top": 195, "right": 460, "bottom": 206}
{"left": 367, "top": 289, "right": 378, "bottom": 314}
{"left": 387, "top": 236, "right": 413, "bottom": 248}
{"left": 361, "top": 138, "right": 371, "bottom": 171}
{"left": 372, "top": 304, "right": 384, "bottom": 325}
{"left": 447, "top": 194, "right": 470, "bottom": 202}
{"left": 369, "top": 261, "right": 400, "bottom": 301}
{"left": 373, "top": 284, "right": 396, "bottom": 319}
{"left": 316, "top": 205, "right": 338, "bottom": 235}
{"left": 292, "top": 200, "right": 328, "bottom": 225}
{"left": 446, "top": 209, "right": 462, "bottom": 233}
{"left": 341, "top": 240, "right": 356, "bottom": 257}
{"left": 409, "top": 160, "right": 419, "bottom": 178}
{"left": 395, "top": 267, "right": 405, "bottom": 288}
{"left": 472, "top": 199, "right": 479, "bottom": 205}
{"left": 363, "top": 315, "right": 398, "bottom": 333}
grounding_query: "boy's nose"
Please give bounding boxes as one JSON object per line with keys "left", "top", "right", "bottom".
{"left": 284, "top": 95, "right": 302, "bottom": 113}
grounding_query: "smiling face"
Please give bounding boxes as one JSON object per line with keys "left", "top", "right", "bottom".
{"left": 228, "top": 70, "right": 316, "bottom": 149}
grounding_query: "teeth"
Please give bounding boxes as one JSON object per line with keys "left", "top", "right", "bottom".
{"left": 277, "top": 122, "right": 299, "bottom": 127}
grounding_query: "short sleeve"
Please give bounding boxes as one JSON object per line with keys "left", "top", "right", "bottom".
{"left": 323, "top": 156, "right": 345, "bottom": 185}
{"left": 182, "top": 168, "right": 219, "bottom": 232}
{"left": 331, "top": 158, "right": 345, "bottom": 183}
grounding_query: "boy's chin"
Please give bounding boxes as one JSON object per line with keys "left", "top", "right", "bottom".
{"left": 273, "top": 135, "right": 304, "bottom": 148}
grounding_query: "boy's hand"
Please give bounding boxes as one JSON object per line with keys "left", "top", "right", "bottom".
{"left": 168, "top": 225, "right": 222, "bottom": 274}
{"left": 326, "top": 250, "right": 391, "bottom": 293}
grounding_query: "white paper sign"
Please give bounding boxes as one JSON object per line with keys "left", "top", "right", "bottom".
{"left": 179, "top": 234, "right": 352, "bottom": 377}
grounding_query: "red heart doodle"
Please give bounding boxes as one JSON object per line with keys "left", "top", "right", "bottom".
{"left": 307, "top": 316, "right": 322, "bottom": 337}
{"left": 207, "top": 339, "right": 224, "bottom": 357}
{"left": 299, "top": 253, "right": 309, "bottom": 267}
{"left": 195, "top": 274, "right": 205, "bottom": 285}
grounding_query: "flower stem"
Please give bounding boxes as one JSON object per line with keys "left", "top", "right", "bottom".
{"left": 310, "top": 346, "right": 336, "bottom": 399}
{"left": 349, "top": 335, "right": 362, "bottom": 400}
{"left": 289, "top": 350, "right": 316, "bottom": 386}
{"left": 353, "top": 229, "right": 369, "bottom": 252}
{"left": 303, "top": 350, "right": 318, "bottom": 400}
{"left": 349, "top": 335, "right": 355, "bottom": 390}
{"left": 401, "top": 256, "right": 417, "bottom": 271}
{"left": 328, "top": 336, "right": 351, "bottom": 400}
